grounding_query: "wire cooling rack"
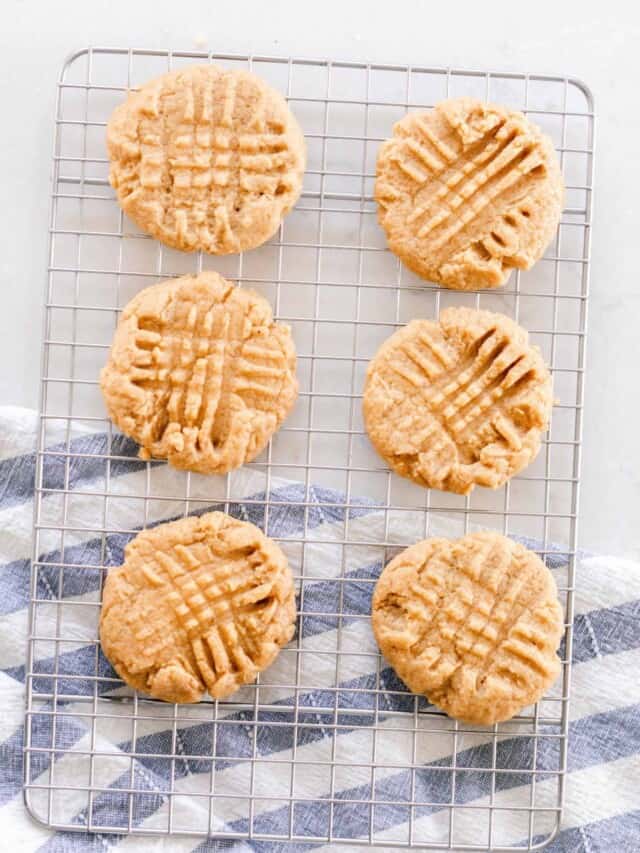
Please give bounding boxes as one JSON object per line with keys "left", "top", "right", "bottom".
{"left": 23, "top": 47, "right": 594, "bottom": 849}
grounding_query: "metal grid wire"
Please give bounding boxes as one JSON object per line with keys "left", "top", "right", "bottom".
{"left": 23, "top": 47, "right": 594, "bottom": 849}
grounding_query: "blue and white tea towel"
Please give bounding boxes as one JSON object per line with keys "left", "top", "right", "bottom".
{"left": 1, "top": 406, "right": 639, "bottom": 851}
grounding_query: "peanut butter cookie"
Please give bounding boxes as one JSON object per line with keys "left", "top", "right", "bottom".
{"left": 375, "top": 98, "right": 563, "bottom": 289}
{"left": 363, "top": 307, "right": 552, "bottom": 494}
{"left": 100, "top": 271, "right": 298, "bottom": 474}
{"left": 371, "top": 532, "right": 563, "bottom": 724}
{"left": 100, "top": 511, "right": 296, "bottom": 702}
{"left": 107, "top": 64, "right": 305, "bottom": 254}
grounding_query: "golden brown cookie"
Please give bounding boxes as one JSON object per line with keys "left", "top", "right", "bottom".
{"left": 375, "top": 97, "right": 564, "bottom": 289}
{"left": 100, "top": 511, "right": 296, "bottom": 702}
{"left": 371, "top": 532, "right": 563, "bottom": 724}
{"left": 362, "top": 307, "right": 553, "bottom": 494}
{"left": 107, "top": 64, "right": 306, "bottom": 254}
{"left": 100, "top": 271, "right": 298, "bottom": 474}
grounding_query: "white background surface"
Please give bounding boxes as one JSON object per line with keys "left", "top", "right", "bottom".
{"left": 0, "top": 0, "right": 637, "bottom": 559}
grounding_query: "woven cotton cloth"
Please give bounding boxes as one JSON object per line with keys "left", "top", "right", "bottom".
{"left": 1, "top": 405, "right": 639, "bottom": 852}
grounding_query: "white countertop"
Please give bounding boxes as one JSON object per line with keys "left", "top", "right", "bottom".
{"left": 1, "top": 0, "right": 637, "bottom": 560}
